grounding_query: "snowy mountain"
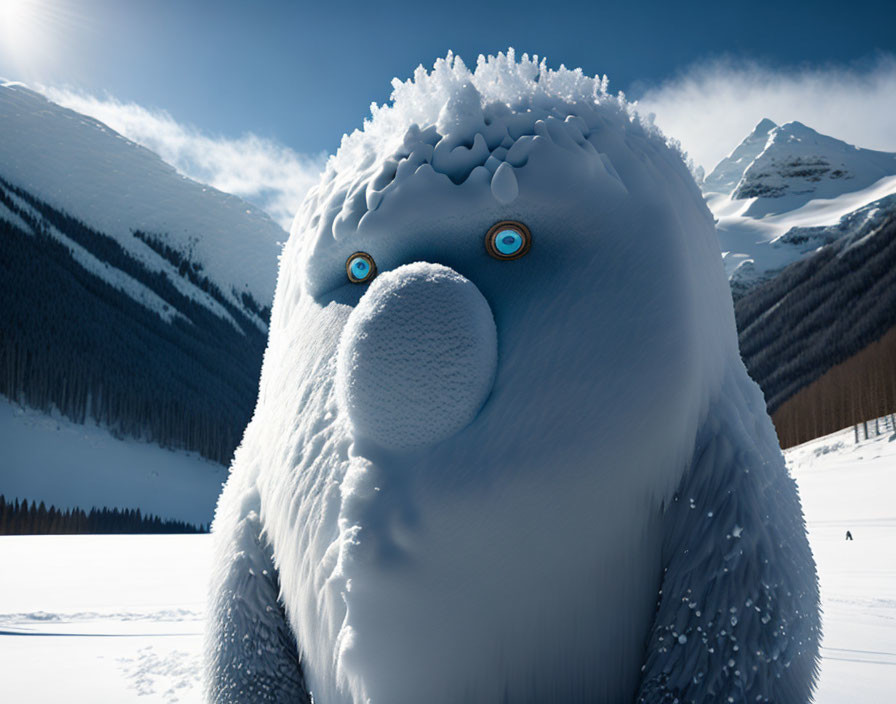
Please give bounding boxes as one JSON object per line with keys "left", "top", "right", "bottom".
{"left": 702, "top": 117, "right": 776, "bottom": 194}
{"left": 0, "top": 82, "right": 283, "bottom": 311}
{"left": 0, "top": 83, "right": 286, "bottom": 466}
{"left": 703, "top": 119, "right": 896, "bottom": 296}
{"left": 701, "top": 120, "right": 896, "bottom": 449}
{"left": 735, "top": 203, "right": 896, "bottom": 439}
{"left": 730, "top": 121, "right": 896, "bottom": 215}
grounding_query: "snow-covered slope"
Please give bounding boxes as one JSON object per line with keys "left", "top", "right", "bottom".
{"left": 0, "top": 397, "right": 224, "bottom": 525}
{"left": 786, "top": 418, "right": 896, "bottom": 703}
{"left": 702, "top": 117, "right": 776, "bottom": 194}
{"left": 733, "top": 121, "right": 896, "bottom": 217}
{"left": 2, "top": 416, "right": 893, "bottom": 703}
{"left": 734, "top": 207, "right": 896, "bottom": 423}
{"left": 702, "top": 119, "right": 896, "bottom": 295}
{"left": 0, "top": 83, "right": 280, "bottom": 464}
{"left": 0, "top": 82, "right": 284, "bottom": 315}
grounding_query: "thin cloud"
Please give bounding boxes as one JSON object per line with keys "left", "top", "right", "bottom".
{"left": 635, "top": 55, "right": 896, "bottom": 175}
{"left": 39, "top": 86, "right": 327, "bottom": 230}
{"left": 39, "top": 58, "right": 896, "bottom": 221}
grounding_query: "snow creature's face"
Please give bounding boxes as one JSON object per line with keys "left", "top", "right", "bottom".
{"left": 253, "top": 53, "right": 739, "bottom": 704}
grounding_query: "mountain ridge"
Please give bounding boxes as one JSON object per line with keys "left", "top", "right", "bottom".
{"left": 702, "top": 117, "right": 776, "bottom": 194}
{"left": 735, "top": 206, "right": 896, "bottom": 446}
{"left": 0, "top": 82, "right": 285, "bottom": 318}
{"left": 702, "top": 119, "right": 896, "bottom": 296}
{"left": 0, "top": 85, "right": 280, "bottom": 465}
{"left": 732, "top": 120, "right": 896, "bottom": 216}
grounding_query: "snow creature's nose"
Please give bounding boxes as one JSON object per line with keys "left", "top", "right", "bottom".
{"left": 336, "top": 262, "right": 497, "bottom": 450}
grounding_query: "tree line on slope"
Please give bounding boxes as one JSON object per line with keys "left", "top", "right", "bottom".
{"left": 771, "top": 325, "right": 896, "bottom": 447}
{"left": 0, "top": 176, "right": 268, "bottom": 464}
{"left": 735, "top": 213, "right": 896, "bottom": 447}
{"left": 0, "top": 495, "right": 207, "bottom": 535}
{"left": 132, "top": 229, "right": 271, "bottom": 325}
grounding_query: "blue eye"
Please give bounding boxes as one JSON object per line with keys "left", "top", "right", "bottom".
{"left": 485, "top": 221, "right": 531, "bottom": 260}
{"left": 496, "top": 230, "right": 522, "bottom": 255}
{"left": 346, "top": 252, "right": 376, "bottom": 283}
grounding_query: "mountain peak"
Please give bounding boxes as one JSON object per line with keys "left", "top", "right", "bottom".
{"left": 766, "top": 121, "right": 833, "bottom": 148}
{"left": 752, "top": 117, "right": 778, "bottom": 134}
{"left": 702, "top": 118, "right": 777, "bottom": 194}
{"left": 732, "top": 123, "right": 896, "bottom": 215}
{"left": 704, "top": 118, "right": 896, "bottom": 300}
{"left": 778, "top": 119, "right": 810, "bottom": 131}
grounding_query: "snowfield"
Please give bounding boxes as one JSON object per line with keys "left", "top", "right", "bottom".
{"left": 0, "top": 421, "right": 893, "bottom": 703}
{"left": 0, "top": 534, "right": 210, "bottom": 703}
{"left": 785, "top": 420, "right": 896, "bottom": 702}
{"left": 0, "top": 396, "right": 225, "bottom": 526}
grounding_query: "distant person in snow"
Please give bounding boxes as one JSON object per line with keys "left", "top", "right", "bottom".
{"left": 846, "top": 530, "right": 854, "bottom": 540}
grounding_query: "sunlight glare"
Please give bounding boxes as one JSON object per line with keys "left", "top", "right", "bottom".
{"left": 0, "top": 0, "right": 71, "bottom": 73}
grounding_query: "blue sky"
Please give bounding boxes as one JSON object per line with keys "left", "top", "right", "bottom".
{"left": 2, "top": 0, "right": 896, "bottom": 228}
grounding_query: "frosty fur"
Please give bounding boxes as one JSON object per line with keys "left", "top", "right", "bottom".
{"left": 204, "top": 50, "right": 820, "bottom": 703}
{"left": 204, "top": 483, "right": 311, "bottom": 702}
{"left": 635, "top": 369, "right": 820, "bottom": 703}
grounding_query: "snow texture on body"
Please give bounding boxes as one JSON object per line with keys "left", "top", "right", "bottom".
{"left": 205, "top": 51, "right": 820, "bottom": 703}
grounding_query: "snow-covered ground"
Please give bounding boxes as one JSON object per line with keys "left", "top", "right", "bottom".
{"left": 0, "top": 396, "right": 226, "bottom": 526}
{"left": 786, "top": 419, "right": 896, "bottom": 702}
{"left": 0, "top": 420, "right": 893, "bottom": 702}
{"left": 0, "top": 535, "right": 209, "bottom": 703}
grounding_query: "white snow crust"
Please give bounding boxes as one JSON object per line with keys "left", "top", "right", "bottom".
{"left": 208, "top": 51, "right": 815, "bottom": 703}
{"left": 0, "top": 534, "right": 211, "bottom": 704}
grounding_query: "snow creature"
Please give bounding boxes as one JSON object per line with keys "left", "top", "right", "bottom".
{"left": 204, "top": 51, "right": 820, "bottom": 704}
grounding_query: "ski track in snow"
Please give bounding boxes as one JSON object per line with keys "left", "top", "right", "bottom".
{"left": 0, "top": 421, "right": 894, "bottom": 702}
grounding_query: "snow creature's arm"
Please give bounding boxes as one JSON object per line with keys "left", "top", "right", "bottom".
{"left": 204, "top": 494, "right": 311, "bottom": 703}
{"left": 636, "top": 371, "right": 820, "bottom": 704}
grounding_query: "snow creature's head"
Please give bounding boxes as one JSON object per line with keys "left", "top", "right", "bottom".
{"left": 249, "top": 51, "right": 741, "bottom": 704}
